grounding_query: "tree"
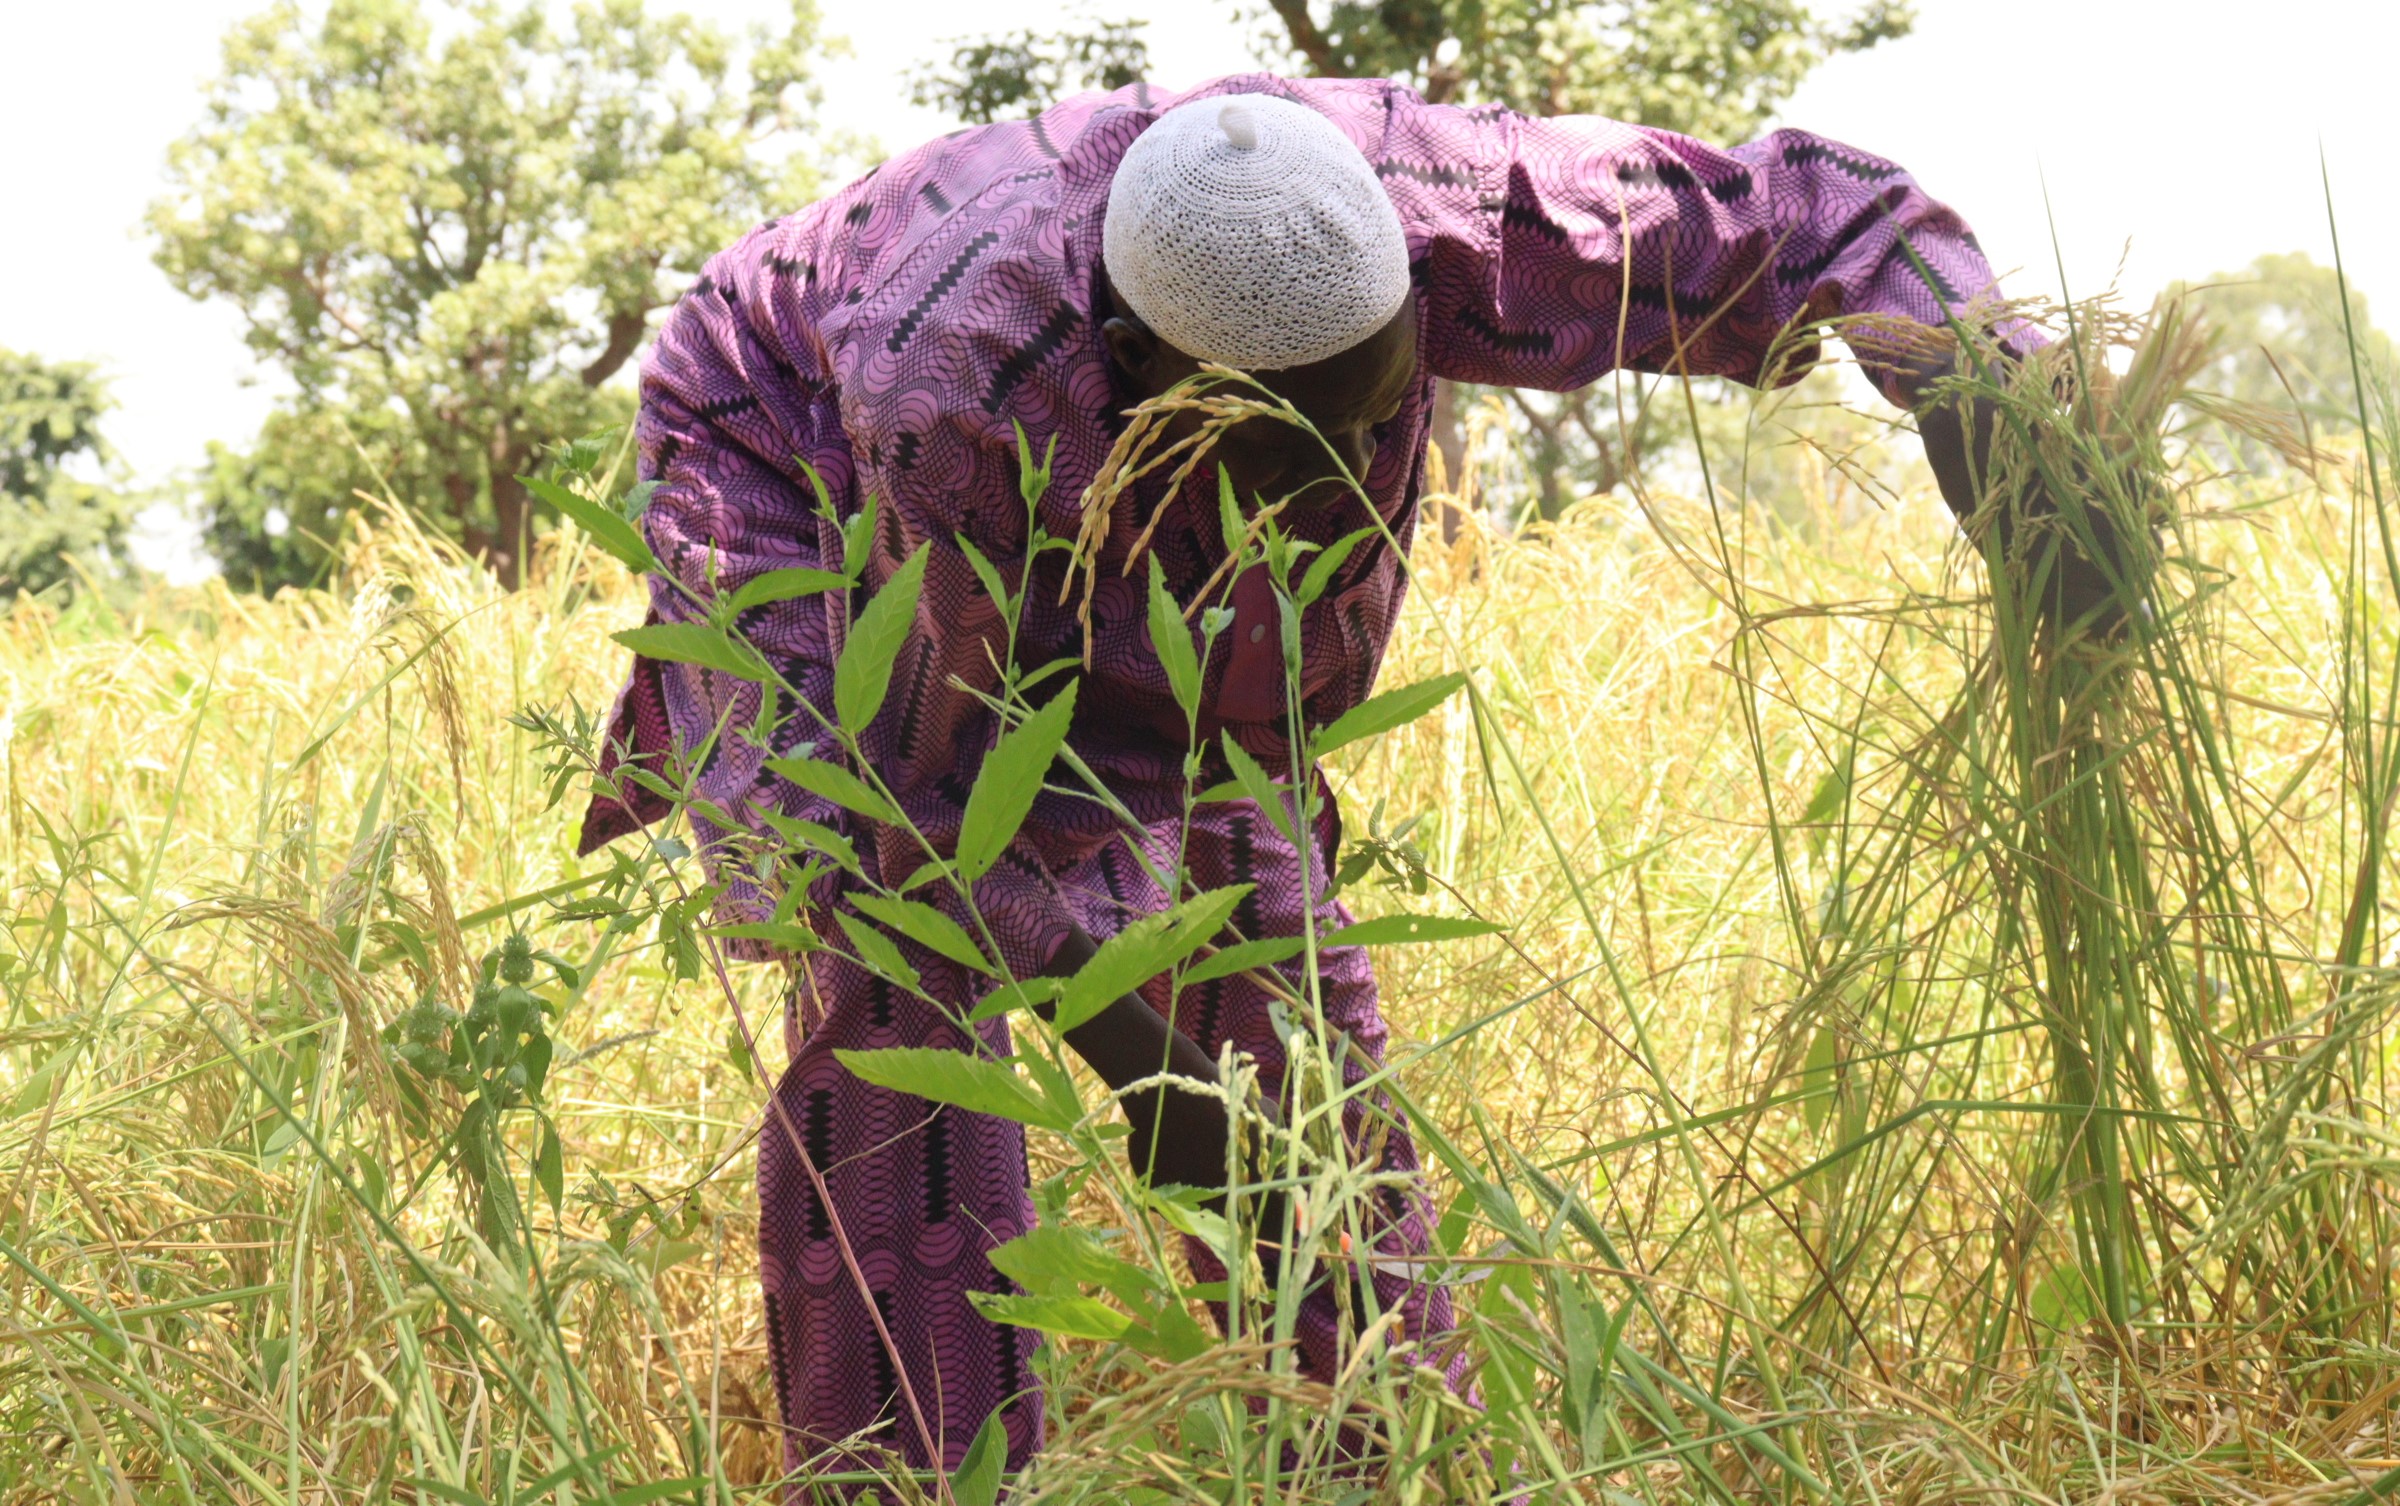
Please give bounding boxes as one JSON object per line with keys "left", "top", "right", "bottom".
{"left": 1253, "top": 0, "right": 1914, "bottom": 518}
{"left": 0, "top": 350, "right": 136, "bottom": 600}
{"left": 2171, "top": 252, "right": 2396, "bottom": 445}
{"left": 151, "top": 0, "right": 831, "bottom": 590}
{"left": 909, "top": 0, "right": 1914, "bottom": 520}
{"left": 909, "top": 17, "right": 1150, "bottom": 126}
{"left": 1254, "top": 0, "right": 1910, "bottom": 136}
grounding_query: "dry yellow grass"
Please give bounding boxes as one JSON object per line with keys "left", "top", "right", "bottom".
{"left": 5, "top": 316, "right": 2400, "bottom": 1501}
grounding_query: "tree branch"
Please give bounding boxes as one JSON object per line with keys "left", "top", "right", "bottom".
{"left": 1265, "top": 0, "right": 1336, "bottom": 74}
{"left": 581, "top": 307, "right": 649, "bottom": 388}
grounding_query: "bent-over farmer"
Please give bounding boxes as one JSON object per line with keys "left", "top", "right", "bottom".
{"left": 580, "top": 74, "right": 2042, "bottom": 1485}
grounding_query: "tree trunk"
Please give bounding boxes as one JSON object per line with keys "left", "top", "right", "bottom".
{"left": 447, "top": 469, "right": 492, "bottom": 567}
{"left": 489, "top": 469, "right": 528, "bottom": 591}
{"left": 447, "top": 438, "right": 532, "bottom": 590}
{"left": 1264, "top": 0, "right": 1336, "bottom": 71}
{"left": 1427, "top": 377, "right": 1470, "bottom": 544}
{"left": 488, "top": 419, "right": 529, "bottom": 591}
{"left": 582, "top": 307, "right": 649, "bottom": 388}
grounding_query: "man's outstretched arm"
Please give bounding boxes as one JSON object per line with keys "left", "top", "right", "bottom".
{"left": 1034, "top": 926, "right": 1275, "bottom": 1201}
{"left": 1906, "top": 347, "right": 2150, "bottom": 629}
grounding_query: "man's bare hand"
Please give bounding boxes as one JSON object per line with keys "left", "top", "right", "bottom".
{"left": 1911, "top": 351, "right": 2156, "bottom": 634}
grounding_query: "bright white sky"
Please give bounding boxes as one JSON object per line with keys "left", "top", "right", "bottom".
{"left": 4, "top": 0, "right": 2395, "bottom": 576}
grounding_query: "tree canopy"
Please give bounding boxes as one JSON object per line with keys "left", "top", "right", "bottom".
{"left": 0, "top": 350, "right": 134, "bottom": 600}
{"left": 2174, "top": 252, "right": 2396, "bottom": 426}
{"left": 907, "top": 0, "right": 1915, "bottom": 521}
{"left": 909, "top": 18, "right": 1149, "bottom": 126}
{"left": 152, "top": 0, "right": 830, "bottom": 590}
{"left": 1257, "top": 0, "right": 1911, "bottom": 138}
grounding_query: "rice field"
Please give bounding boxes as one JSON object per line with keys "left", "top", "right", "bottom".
{"left": 5, "top": 295, "right": 2400, "bottom": 1504}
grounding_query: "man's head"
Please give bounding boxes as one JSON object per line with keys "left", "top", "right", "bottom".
{"left": 1101, "top": 93, "right": 1419, "bottom": 508}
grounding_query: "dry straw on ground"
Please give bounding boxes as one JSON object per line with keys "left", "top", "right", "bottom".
{"left": 4, "top": 297, "right": 2399, "bottom": 1502}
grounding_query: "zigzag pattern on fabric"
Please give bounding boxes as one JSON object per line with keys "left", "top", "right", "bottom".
{"left": 579, "top": 72, "right": 2036, "bottom": 1496}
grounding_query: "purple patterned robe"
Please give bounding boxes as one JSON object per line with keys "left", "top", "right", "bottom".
{"left": 577, "top": 73, "right": 2021, "bottom": 1486}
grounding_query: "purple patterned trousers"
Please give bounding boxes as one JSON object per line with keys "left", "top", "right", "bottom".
{"left": 756, "top": 796, "right": 1456, "bottom": 1490}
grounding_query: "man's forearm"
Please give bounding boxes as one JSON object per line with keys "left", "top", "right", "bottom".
{"left": 1036, "top": 929, "right": 1271, "bottom": 1197}
{"left": 1904, "top": 344, "right": 2148, "bottom": 630}
{"left": 1894, "top": 348, "right": 1997, "bottom": 528}
{"left": 1032, "top": 933, "right": 1376, "bottom": 1310}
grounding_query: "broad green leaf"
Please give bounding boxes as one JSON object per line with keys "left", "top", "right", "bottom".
{"left": 988, "top": 1224, "right": 1159, "bottom": 1304}
{"left": 957, "top": 533, "right": 1012, "bottom": 618}
{"left": 758, "top": 809, "right": 859, "bottom": 874}
{"left": 635, "top": 1240, "right": 707, "bottom": 1279}
{"left": 851, "top": 893, "right": 994, "bottom": 976}
{"left": 1555, "top": 1277, "right": 1597, "bottom": 1434}
{"left": 534, "top": 1122, "right": 564, "bottom": 1217}
{"left": 1310, "top": 671, "right": 1469, "bottom": 759}
{"left": 1296, "top": 525, "right": 1376, "bottom": 606}
{"left": 836, "top": 911, "right": 921, "bottom": 990}
{"left": 840, "top": 494, "right": 879, "bottom": 580}
{"left": 966, "top": 975, "right": 1064, "bottom": 1023}
{"left": 524, "top": 473, "right": 655, "bottom": 572}
{"left": 596, "top": 1479, "right": 709, "bottom": 1506}
{"left": 613, "top": 622, "right": 771, "bottom": 684}
{"left": 1799, "top": 1025, "right": 1840, "bottom": 1132}
{"left": 956, "top": 681, "right": 1078, "bottom": 881}
{"left": 727, "top": 567, "right": 851, "bottom": 615}
{"left": 1219, "top": 734, "right": 1297, "bottom": 845}
{"left": 835, "top": 1047, "right": 1071, "bottom": 1132}
{"left": 1320, "top": 914, "right": 1504, "bottom": 948}
{"left": 706, "top": 922, "right": 822, "bottom": 953}
{"left": 1145, "top": 557, "right": 1201, "bottom": 716}
{"left": 796, "top": 455, "right": 836, "bottom": 522}
{"left": 834, "top": 543, "right": 928, "bottom": 731}
{"left": 1801, "top": 752, "right": 1855, "bottom": 828}
{"left": 8, "top": 1041, "right": 79, "bottom": 1118}
{"left": 1012, "top": 418, "right": 1059, "bottom": 508}
{"left": 1476, "top": 1262, "right": 1544, "bottom": 1422}
{"left": 1179, "top": 935, "right": 1307, "bottom": 986}
{"left": 1014, "top": 1035, "right": 1088, "bottom": 1128}
{"left": 951, "top": 1409, "right": 1007, "bottom": 1506}
{"left": 1585, "top": 1296, "right": 1634, "bottom": 1461}
{"left": 764, "top": 755, "right": 899, "bottom": 826}
{"left": 1056, "top": 885, "right": 1251, "bottom": 1032}
{"left": 966, "top": 1290, "right": 1131, "bottom": 1341}
{"left": 2028, "top": 1264, "right": 2097, "bottom": 1334}
{"left": 1142, "top": 1183, "right": 1235, "bottom": 1259}
{"left": 1216, "top": 464, "right": 1245, "bottom": 547}
{"left": 1124, "top": 1295, "right": 1214, "bottom": 1362}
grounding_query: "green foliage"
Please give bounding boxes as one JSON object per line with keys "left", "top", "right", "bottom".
{"left": 1049, "top": 884, "right": 1253, "bottom": 1031}
{"left": 2170, "top": 251, "right": 2399, "bottom": 461}
{"left": 152, "top": 0, "right": 831, "bottom": 590}
{"left": 832, "top": 544, "right": 929, "bottom": 730}
{"left": 953, "top": 681, "right": 1078, "bottom": 882}
{"left": 1260, "top": 0, "right": 1911, "bottom": 133}
{"left": 907, "top": 16, "right": 1150, "bottom": 126}
{"left": 382, "top": 932, "right": 574, "bottom": 1244}
{"left": 833, "top": 1046, "right": 1077, "bottom": 1132}
{"left": 910, "top": 1, "right": 1911, "bottom": 519}
{"left": 19, "top": 294, "right": 2400, "bottom": 1498}
{"left": 0, "top": 348, "right": 136, "bottom": 599}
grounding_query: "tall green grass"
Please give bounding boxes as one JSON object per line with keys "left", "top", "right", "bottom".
{"left": 5, "top": 281, "right": 2399, "bottom": 1505}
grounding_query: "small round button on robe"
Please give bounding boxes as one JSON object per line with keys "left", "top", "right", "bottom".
{"left": 1248, "top": 623, "right": 1266, "bottom": 643}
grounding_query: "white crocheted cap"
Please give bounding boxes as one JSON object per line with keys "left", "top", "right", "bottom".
{"left": 1103, "top": 93, "right": 1410, "bottom": 371}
